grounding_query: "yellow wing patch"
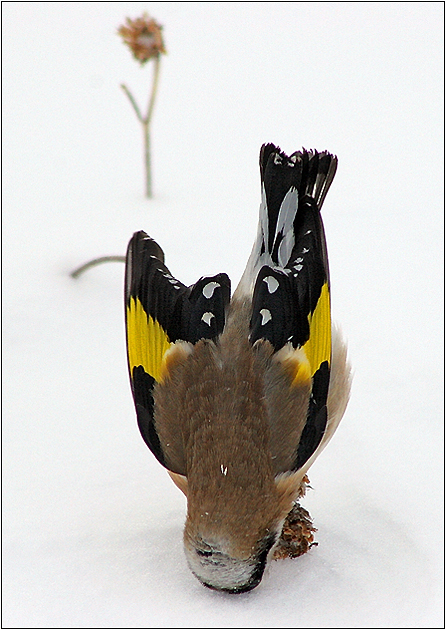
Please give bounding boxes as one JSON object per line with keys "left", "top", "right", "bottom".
{"left": 302, "top": 282, "right": 331, "bottom": 375}
{"left": 272, "top": 282, "right": 331, "bottom": 387}
{"left": 126, "top": 296, "right": 173, "bottom": 382}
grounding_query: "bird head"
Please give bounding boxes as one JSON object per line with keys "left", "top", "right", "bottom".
{"left": 183, "top": 468, "right": 287, "bottom": 593}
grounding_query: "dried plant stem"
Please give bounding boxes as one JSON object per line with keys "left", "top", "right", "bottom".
{"left": 146, "top": 54, "right": 160, "bottom": 127}
{"left": 120, "top": 84, "right": 143, "bottom": 122}
{"left": 70, "top": 256, "right": 126, "bottom": 279}
{"left": 121, "top": 54, "right": 161, "bottom": 198}
{"left": 144, "top": 122, "right": 152, "bottom": 198}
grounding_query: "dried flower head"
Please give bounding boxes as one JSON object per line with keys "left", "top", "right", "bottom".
{"left": 118, "top": 13, "right": 166, "bottom": 64}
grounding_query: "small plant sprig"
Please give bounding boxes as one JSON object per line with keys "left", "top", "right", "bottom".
{"left": 118, "top": 13, "right": 166, "bottom": 198}
{"left": 70, "top": 14, "right": 166, "bottom": 279}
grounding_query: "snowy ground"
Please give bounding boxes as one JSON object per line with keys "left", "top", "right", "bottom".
{"left": 2, "top": 2, "right": 444, "bottom": 628}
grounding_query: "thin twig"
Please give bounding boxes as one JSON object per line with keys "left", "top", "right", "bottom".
{"left": 145, "top": 54, "right": 161, "bottom": 127}
{"left": 144, "top": 121, "right": 152, "bottom": 198}
{"left": 143, "top": 55, "right": 161, "bottom": 197}
{"left": 120, "top": 84, "right": 143, "bottom": 123}
{"left": 70, "top": 256, "right": 126, "bottom": 279}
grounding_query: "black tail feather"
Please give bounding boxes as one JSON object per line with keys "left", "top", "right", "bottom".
{"left": 260, "top": 144, "right": 337, "bottom": 212}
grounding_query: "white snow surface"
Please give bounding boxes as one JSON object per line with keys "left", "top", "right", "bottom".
{"left": 2, "top": 2, "right": 444, "bottom": 628}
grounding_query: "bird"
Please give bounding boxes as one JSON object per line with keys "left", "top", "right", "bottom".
{"left": 124, "top": 143, "right": 351, "bottom": 593}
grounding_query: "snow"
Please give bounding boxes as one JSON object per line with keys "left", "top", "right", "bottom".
{"left": 2, "top": 2, "right": 444, "bottom": 628}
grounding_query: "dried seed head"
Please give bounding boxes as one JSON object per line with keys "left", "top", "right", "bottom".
{"left": 118, "top": 13, "right": 166, "bottom": 64}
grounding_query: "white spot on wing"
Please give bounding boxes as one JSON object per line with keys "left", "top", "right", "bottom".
{"left": 162, "top": 271, "right": 179, "bottom": 286}
{"left": 263, "top": 275, "right": 280, "bottom": 294}
{"left": 260, "top": 308, "right": 272, "bottom": 325}
{"left": 203, "top": 281, "right": 220, "bottom": 299}
{"left": 201, "top": 312, "right": 215, "bottom": 326}
{"left": 220, "top": 464, "right": 228, "bottom": 476}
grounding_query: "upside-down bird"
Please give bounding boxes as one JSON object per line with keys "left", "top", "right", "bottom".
{"left": 125, "top": 144, "right": 351, "bottom": 593}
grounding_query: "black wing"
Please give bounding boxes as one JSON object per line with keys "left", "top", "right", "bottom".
{"left": 125, "top": 231, "right": 231, "bottom": 470}
{"left": 250, "top": 146, "right": 336, "bottom": 472}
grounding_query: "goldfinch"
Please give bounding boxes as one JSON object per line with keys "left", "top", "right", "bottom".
{"left": 125, "top": 144, "right": 351, "bottom": 593}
